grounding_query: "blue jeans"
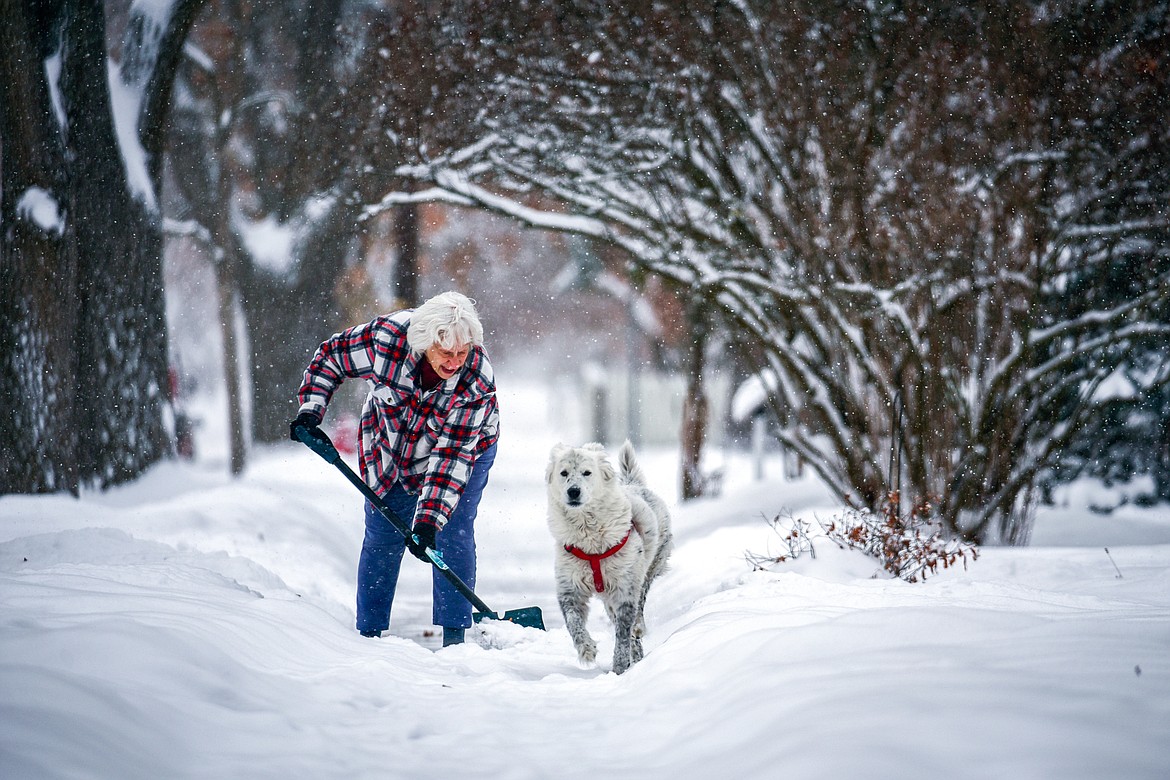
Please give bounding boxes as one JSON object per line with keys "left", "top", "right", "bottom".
{"left": 355, "top": 442, "right": 497, "bottom": 633}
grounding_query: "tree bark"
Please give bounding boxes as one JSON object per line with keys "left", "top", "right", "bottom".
{"left": 241, "top": 210, "right": 350, "bottom": 442}
{"left": 394, "top": 201, "right": 420, "bottom": 306}
{"left": 680, "top": 299, "right": 710, "bottom": 500}
{"left": 0, "top": 0, "right": 82, "bottom": 494}
{"left": 1, "top": 0, "right": 178, "bottom": 494}
{"left": 62, "top": 0, "right": 171, "bottom": 487}
{"left": 123, "top": 0, "right": 207, "bottom": 183}
{"left": 213, "top": 249, "right": 248, "bottom": 475}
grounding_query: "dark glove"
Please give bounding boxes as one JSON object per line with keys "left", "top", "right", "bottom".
{"left": 289, "top": 411, "right": 323, "bottom": 443}
{"left": 408, "top": 521, "right": 438, "bottom": 562}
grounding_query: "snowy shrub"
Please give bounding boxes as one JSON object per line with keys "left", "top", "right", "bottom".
{"left": 390, "top": 2, "right": 1169, "bottom": 544}
{"left": 750, "top": 493, "right": 978, "bottom": 584}
{"left": 745, "top": 511, "right": 818, "bottom": 568}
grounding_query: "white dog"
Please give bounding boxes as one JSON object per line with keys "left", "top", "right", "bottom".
{"left": 546, "top": 441, "right": 673, "bottom": 674}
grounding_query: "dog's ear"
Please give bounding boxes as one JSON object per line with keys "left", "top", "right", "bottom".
{"left": 546, "top": 444, "right": 567, "bottom": 484}
{"left": 598, "top": 453, "right": 616, "bottom": 482}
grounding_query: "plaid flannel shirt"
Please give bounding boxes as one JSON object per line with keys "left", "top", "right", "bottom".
{"left": 296, "top": 309, "right": 500, "bottom": 529}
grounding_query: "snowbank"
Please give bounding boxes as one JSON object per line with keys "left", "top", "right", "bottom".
{"left": 2, "top": 382, "right": 1168, "bottom": 779}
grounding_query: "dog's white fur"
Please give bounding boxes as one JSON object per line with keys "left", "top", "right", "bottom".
{"left": 546, "top": 441, "right": 673, "bottom": 674}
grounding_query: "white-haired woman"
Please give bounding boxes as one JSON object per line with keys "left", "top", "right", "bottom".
{"left": 290, "top": 291, "right": 499, "bottom": 646}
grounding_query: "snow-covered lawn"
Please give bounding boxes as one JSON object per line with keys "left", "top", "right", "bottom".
{"left": 2, "top": 381, "right": 1168, "bottom": 779}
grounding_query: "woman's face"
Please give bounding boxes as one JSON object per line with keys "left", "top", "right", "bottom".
{"left": 424, "top": 342, "right": 470, "bottom": 380}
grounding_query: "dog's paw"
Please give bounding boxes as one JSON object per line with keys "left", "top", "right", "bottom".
{"left": 576, "top": 639, "right": 598, "bottom": 665}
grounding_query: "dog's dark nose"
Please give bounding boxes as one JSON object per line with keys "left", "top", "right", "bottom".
{"left": 566, "top": 485, "right": 581, "bottom": 503}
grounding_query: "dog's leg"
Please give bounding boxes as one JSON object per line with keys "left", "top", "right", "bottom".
{"left": 611, "top": 598, "right": 638, "bottom": 674}
{"left": 634, "top": 564, "right": 655, "bottom": 639}
{"left": 647, "top": 528, "right": 672, "bottom": 586}
{"left": 558, "top": 590, "right": 597, "bottom": 665}
{"left": 632, "top": 577, "right": 648, "bottom": 664}
{"left": 632, "top": 530, "right": 672, "bottom": 664}
{"left": 630, "top": 571, "right": 650, "bottom": 663}
{"left": 602, "top": 594, "right": 642, "bottom": 666}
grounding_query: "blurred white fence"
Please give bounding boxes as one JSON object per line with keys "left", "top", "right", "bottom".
{"left": 568, "top": 366, "right": 732, "bottom": 448}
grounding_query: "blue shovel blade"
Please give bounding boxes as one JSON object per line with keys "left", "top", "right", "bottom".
{"left": 473, "top": 606, "right": 546, "bottom": 631}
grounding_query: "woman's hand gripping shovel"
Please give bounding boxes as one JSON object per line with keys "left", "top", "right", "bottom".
{"left": 293, "top": 424, "right": 545, "bottom": 631}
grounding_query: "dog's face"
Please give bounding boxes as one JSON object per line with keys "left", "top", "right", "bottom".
{"left": 546, "top": 443, "right": 615, "bottom": 509}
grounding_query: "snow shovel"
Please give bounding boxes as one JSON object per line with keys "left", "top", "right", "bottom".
{"left": 293, "top": 426, "right": 545, "bottom": 631}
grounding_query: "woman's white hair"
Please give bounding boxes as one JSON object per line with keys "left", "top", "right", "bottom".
{"left": 406, "top": 291, "right": 484, "bottom": 354}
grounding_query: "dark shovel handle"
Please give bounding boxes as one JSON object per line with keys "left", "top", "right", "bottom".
{"left": 292, "top": 425, "right": 498, "bottom": 616}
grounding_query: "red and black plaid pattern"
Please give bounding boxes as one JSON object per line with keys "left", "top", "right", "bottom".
{"left": 296, "top": 310, "right": 500, "bottom": 529}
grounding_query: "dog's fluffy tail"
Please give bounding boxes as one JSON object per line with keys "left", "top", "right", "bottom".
{"left": 618, "top": 439, "right": 648, "bottom": 486}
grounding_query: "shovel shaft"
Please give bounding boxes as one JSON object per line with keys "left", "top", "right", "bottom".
{"left": 293, "top": 426, "right": 497, "bottom": 616}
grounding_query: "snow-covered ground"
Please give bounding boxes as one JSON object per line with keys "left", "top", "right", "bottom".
{"left": 2, "top": 379, "right": 1169, "bottom": 779}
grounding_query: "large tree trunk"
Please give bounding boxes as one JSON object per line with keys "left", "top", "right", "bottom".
{"left": 0, "top": 0, "right": 82, "bottom": 494}
{"left": 63, "top": 0, "right": 171, "bottom": 487}
{"left": 234, "top": 0, "right": 354, "bottom": 443}
{"left": 242, "top": 214, "right": 350, "bottom": 442}
{"left": 1, "top": 0, "right": 180, "bottom": 494}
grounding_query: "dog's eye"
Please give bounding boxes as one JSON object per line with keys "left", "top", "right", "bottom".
{"left": 582, "top": 470, "right": 591, "bottom": 476}
{"left": 560, "top": 470, "right": 568, "bottom": 477}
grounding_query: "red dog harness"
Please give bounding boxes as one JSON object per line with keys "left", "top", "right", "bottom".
{"left": 565, "top": 528, "right": 632, "bottom": 593}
